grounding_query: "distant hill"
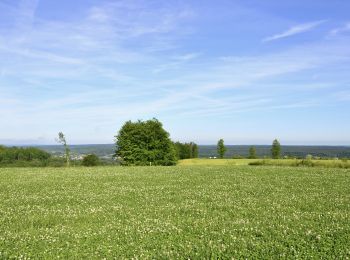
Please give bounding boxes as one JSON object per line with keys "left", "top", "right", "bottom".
{"left": 31, "top": 144, "right": 350, "bottom": 159}
{"left": 36, "top": 144, "right": 115, "bottom": 159}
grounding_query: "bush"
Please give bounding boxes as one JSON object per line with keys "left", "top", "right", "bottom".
{"left": 82, "top": 154, "right": 100, "bottom": 167}
{"left": 248, "top": 160, "right": 265, "bottom": 166}
{"left": 115, "top": 119, "right": 177, "bottom": 166}
{"left": 46, "top": 157, "right": 67, "bottom": 167}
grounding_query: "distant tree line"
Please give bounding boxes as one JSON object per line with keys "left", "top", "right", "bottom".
{"left": 174, "top": 142, "right": 198, "bottom": 159}
{"left": 0, "top": 146, "right": 52, "bottom": 167}
{"left": 0, "top": 145, "right": 105, "bottom": 167}
{"left": 215, "top": 139, "right": 282, "bottom": 159}
{"left": 0, "top": 146, "right": 51, "bottom": 162}
{"left": 2, "top": 117, "right": 348, "bottom": 167}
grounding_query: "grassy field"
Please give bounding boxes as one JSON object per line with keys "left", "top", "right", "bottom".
{"left": 1, "top": 166, "right": 350, "bottom": 258}
{"left": 179, "top": 158, "right": 350, "bottom": 168}
{"left": 178, "top": 158, "right": 257, "bottom": 166}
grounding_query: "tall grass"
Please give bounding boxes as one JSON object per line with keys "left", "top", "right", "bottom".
{"left": 249, "top": 159, "right": 350, "bottom": 168}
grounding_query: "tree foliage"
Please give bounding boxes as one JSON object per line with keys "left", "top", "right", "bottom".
{"left": 56, "top": 132, "right": 70, "bottom": 167}
{"left": 174, "top": 142, "right": 199, "bottom": 159}
{"left": 82, "top": 154, "right": 100, "bottom": 167}
{"left": 0, "top": 146, "right": 51, "bottom": 166}
{"left": 115, "top": 119, "right": 177, "bottom": 166}
{"left": 192, "top": 143, "right": 199, "bottom": 158}
{"left": 249, "top": 146, "right": 257, "bottom": 159}
{"left": 217, "top": 139, "right": 227, "bottom": 159}
{"left": 271, "top": 139, "right": 281, "bottom": 159}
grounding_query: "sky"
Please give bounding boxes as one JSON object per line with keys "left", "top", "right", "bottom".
{"left": 0, "top": 0, "right": 350, "bottom": 145}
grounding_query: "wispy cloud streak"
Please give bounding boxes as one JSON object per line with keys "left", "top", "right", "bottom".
{"left": 1, "top": 1, "right": 350, "bottom": 144}
{"left": 263, "top": 20, "right": 326, "bottom": 42}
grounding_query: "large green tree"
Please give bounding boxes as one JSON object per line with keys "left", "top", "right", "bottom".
{"left": 217, "top": 139, "right": 227, "bottom": 159}
{"left": 115, "top": 119, "right": 177, "bottom": 166}
{"left": 271, "top": 139, "right": 281, "bottom": 159}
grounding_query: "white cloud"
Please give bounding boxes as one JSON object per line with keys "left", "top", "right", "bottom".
{"left": 263, "top": 20, "right": 326, "bottom": 42}
{"left": 1, "top": 1, "right": 350, "bottom": 144}
{"left": 330, "top": 22, "right": 350, "bottom": 35}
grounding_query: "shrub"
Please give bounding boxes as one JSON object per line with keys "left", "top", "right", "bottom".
{"left": 115, "top": 119, "right": 177, "bottom": 166}
{"left": 82, "top": 154, "right": 100, "bottom": 167}
{"left": 46, "top": 157, "right": 66, "bottom": 167}
{"left": 248, "top": 160, "right": 267, "bottom": 166}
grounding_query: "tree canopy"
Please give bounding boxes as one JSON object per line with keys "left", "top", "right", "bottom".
{"left": 249, "top": 146, "right": 257, "bottom": 159}
{"left": 114, "top": 119, "right": 177, "bottom": 166}
{"left": 0, "top": 146, "right": 51, "bottom": 165}
{"left": 217, "top": 139, "right": 227, "bottom": 159}
{"left": 82, "top": 154, "right": 100, "bottom": 167}
{"left": 174, "top": 142, "right": 198, "bottom": 159}
{"left": 271, "top": 139, "right": 281, "bottom": 159}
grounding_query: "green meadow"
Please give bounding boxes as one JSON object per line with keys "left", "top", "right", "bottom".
{"left": 179, "top": 158, "right": 350, "bottom": 168}
{"left": 1, "top": 166, "right": 350, "bottom": 258}
{"left": 178, "top": 158, "right": 258, "bottom": 166}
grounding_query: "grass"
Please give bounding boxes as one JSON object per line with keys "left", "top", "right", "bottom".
{"left": 248, "top": 159, "right": 350, "bottom": 168}
{"left": 178, "top": 158, "right": 266, "bottom": 166}
{"left": 178, "top": 158, "right": 243, "bottom": 166}
{"left": 179, "top": 158, "right": 350, "bottom": 168}
{"left": 1, "top": 166, "right": 350, "bottom": 258}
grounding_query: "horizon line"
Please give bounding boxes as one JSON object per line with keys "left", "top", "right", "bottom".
{"left": 2, "top": 143, "right": 350, "bottom": 147}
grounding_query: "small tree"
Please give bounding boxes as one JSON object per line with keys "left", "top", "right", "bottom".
{"left": 271, "top": 139, "right": 281, "bottom": 159}
{"left": 82, "top": 154, "right": 100, "bottom": 167}
{"left": 56, "top": 132, "right": 70, "bottom": 167}
{"left": 249, "top": 146, "right": 257, "bottom": 159}
{"left": 217, "top": 139, "right": 227, "bottom": 159}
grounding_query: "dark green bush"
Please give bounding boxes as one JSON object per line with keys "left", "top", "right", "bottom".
{"left": 82, "top": 154, "right": 100, "bottom": 167}
{"left": 248, "top": 160, "right": 267, "bottom": 166}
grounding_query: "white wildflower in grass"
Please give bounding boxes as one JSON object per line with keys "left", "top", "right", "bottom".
{"left": 0, "top": 166, "right": 349, "bottom": 258}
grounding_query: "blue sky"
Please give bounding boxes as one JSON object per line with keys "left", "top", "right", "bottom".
{"left": 0, "top": 0, "right": 349, "bottom": 145}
